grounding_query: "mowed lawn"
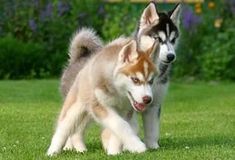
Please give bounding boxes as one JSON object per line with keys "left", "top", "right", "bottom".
{"left": 0, "top": 80, "right": 234, "bottom": 160}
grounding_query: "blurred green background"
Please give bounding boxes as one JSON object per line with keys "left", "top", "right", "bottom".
{"left": 0, "top": 0, "right": 234, "bottom": 80}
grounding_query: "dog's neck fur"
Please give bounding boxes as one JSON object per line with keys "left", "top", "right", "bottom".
{"left": 157, "top": 62, "right": 171, "bottom": 84}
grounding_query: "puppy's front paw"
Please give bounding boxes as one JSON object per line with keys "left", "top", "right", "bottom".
{"left": 74, "top": 145, "right": 87, "bottom": 153}
{"left": 107, "top": 147, "right": 121, "bottom": 155}
{"left": 47, "top": 146, "right": 60, "bottom": 157}
{"left": 146, "top": 142, "right": 160, "bottom": 150}
{"left": 124, "top": 138, "right": 146, "bottom": 153}
{"left": 63, "top": 145, "right": 73, "bottom": 151}
{"left": 63, "top": 140, "right": 73, "bottom": 151}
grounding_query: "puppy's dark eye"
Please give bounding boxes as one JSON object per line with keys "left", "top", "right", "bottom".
{"left": 157, "top": 37, "right": 163, "bottom": 43}
{"left": 148, "top": 78, "right": 154, "bottom": 85}
{"left": 153, "top": 36, "right": 163, "bottom": 43}
{"left": 171, "top": 38, "right": 176, "bottom": 44}
{"left": 131, "top": 77, "right": 140, "bottom": 84}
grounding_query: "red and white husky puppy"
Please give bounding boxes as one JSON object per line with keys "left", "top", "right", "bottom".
{"left": 102, "top": 2, "right": 181, "bottom": 154}
{"left": 56, "top": 1, "right": 181, "bottom": 155}
{"left": 47, "top": 36, "right": 159, "bottom": 156}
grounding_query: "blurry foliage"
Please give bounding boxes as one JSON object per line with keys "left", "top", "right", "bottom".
{"left": 0, "top": 35, "right": 48, "bottom": 79}
{"left": 101, "top": 2, "right": 142, "bottom": 40}
{"left": 174, "top": 0, "right": 235, "bottom": 81}
{"left": 0, "top": 0, "right": 105, "bottom": 78}
{"left": 199, "top": 22, "right": 235, "bottom": 80}
{"left": 0, "top": 0, "right": 235, "bottom": 80}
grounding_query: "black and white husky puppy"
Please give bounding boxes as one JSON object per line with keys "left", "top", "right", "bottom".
{"left": 135, "top": 2, "right": 181, "bottom": 149}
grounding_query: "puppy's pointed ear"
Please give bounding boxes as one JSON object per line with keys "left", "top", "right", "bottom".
{"left": 118, "top": 40, "right": 138, "bottom": 63}
{"left": 139, "top": 2, "right": 159, "bottom": 29}
{"left": 169, "top": 3, "right": 181, "bottom": 26}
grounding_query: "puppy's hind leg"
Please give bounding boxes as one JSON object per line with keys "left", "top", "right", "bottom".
{"left": 72, "top": 113, "right": 91, "bottom": 152}
{"left": 47, "top": 100, "right": 86, "bottom": 156}
{"left": 63, "top": 113, "right": 91, "bottom": 152}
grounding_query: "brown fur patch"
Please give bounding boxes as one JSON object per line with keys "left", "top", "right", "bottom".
{"left": 120, "top": 53, "right": 156, "bottom": 81}
{"left": 92, "top": 103, "right": 108, "bottom": 119}
{"left": 101, "top": 128, "right": 112, "bottom": 150}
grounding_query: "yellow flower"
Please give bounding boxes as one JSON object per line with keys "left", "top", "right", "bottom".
{"left": 195, "top": 7, "right": 202, "bottom": 14}
{"left": 195, "top": 3, "right": 202, "bottom": 14}
{"left": 214, "top": 18, "right": 223, "bottom": 28}
{"left": 195, "top": 3, "right": 201, "bottom": 9}
{"left": 208, "top": 1, "right": 215, "bottom": 9}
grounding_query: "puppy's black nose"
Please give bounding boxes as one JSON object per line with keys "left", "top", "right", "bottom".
{"left": 143, "top": 96, "right": 152, "bottom": 104}
{"left": 167, "top": 54, "right": 175, "bottom": 62}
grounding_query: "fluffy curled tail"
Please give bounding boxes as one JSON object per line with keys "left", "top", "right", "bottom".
{"left": 68, "top": 28, "right": 103, "bottom": 64}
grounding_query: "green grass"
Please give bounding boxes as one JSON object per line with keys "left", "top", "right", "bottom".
{"left": 0, "top": 80, "right": 234, "bottom": 160}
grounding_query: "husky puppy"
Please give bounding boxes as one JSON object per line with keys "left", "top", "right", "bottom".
{"left": 47, "top": 35, "right": 159, "bottom": 156}
{"left": 57, "top": 1, "right": 181, "bottom": 155}
{"left": 101, "top": 2, "right": 181, "bottom": 154}
{"left": 136, "top": 2, "right": 181, "bottom": 149}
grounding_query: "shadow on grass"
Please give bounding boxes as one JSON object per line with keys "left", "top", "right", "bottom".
{"left": 160, "top": 134, "right": 235, "bottom": 150}
{"left": 42, "top": 135, "right": 234, "bottom": 159}
{"left": 55, "top": 141, "right": 104, "bottom": 154}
